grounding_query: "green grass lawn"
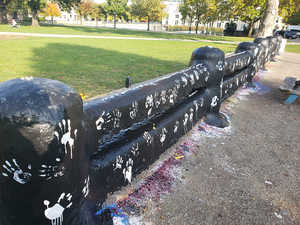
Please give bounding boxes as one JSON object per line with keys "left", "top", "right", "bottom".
{"left": 2, "top": 23, "right": 296, "bottom": 98}
{"left": 0, "top": 31, "right": 239, "bottom": 98}
{"left": 285, "top": 44, "right": 300, "bottom": 53}
{"left": 0, "top": 22, "right": 253, "bottom": 43}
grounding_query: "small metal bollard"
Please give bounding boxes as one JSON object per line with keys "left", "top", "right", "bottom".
{"left": 126, "top": 76, "right": 131, "bottom": 88}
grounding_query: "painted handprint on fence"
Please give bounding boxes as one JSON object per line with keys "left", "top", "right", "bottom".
{"left": 143, "top": 131, "right": 154, "bottom": 146}
{"left": 123, "top": 158, "right": 133, "bottom": 183}
{"left": 95, "top": 111, "right": 112, "bottom": 130}
{"left": 129, "top": 101, "right": 138, "bottom": 119}
{"left": 82, "top": 176, "right": 90, "bottom": 198}
{"left": 54, "top": 119, "right": 78, "bottom": 159}
{"left": 160, "top": 127, "right": 168, "bottom": 146}
{"left": 39, "top": 159, "right": 65, "bottom": 180}
{"left": 131, "top": 143, "right": 139, "bottom": 157}
{"left": 44, "top": 192, "right": 73, "bottom": 225}
{"left": 2, "top": 159, "right": 32, "bottom": 184}
{"left": 113, "top": 155, "right": 123, "bottom": 171}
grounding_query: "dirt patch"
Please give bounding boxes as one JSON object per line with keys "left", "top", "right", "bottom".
{"left": 0, "top": 35, "right": 27, "bottom": 40}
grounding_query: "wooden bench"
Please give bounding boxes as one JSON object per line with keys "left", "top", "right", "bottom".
{"left": 279, "top": 77, "right": 300, "bottom": 105}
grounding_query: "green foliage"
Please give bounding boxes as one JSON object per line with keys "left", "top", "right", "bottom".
{"left": 178, "top": 0, "right": 216, "bottom": 33}
{"left": 89, "top": 3, "right": 107, "bottom": 20}
{"left": 279, "top": 0, "right": 300, "bottom": 20}
{"left": 106, "top": 0, "right": 129, "bottom": 21}
{"left": 224, "top": 21, "right": 237, "bottom": 36}
{"left": 130, "top": 0, "right": 167, "bottom": 30}
{"left": 285, "top": 10, "right": 300, "bottom": 24}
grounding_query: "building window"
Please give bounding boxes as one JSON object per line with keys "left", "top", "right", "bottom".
{"left": 175, "top": 20, "right": 179, "bottom": 25}
{"left": 64, "top": 15, "right": 66, "bottom": 19}
{"left": 175, "top": 14, "right": 179, "bottom": 19}
{"left": 70, "top": 15, "right": 72, "bottom": 18}
{"left": 217, "top": 22, "right": 221, "bottom": 28}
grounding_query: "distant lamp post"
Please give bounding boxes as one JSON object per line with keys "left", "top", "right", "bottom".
{"left": 113, "top": 11, "right": 116, "bottom": 29}
{"left": 50, "top": 9, "right": 53, "bottom": 25}
{"left": 206, "top": 16, "right": 210, "bottom": 35}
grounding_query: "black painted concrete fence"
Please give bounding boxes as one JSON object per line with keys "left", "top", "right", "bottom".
{"left": 0, "top": 35, "right": 282, "bottom": 225}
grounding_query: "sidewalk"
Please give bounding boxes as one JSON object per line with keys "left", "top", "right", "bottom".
{"left": 102, "top": 51, "right": 300, "bottom": 224}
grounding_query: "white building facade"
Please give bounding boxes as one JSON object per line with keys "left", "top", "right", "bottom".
{"left": 47, "top": 0, "right": 285, "bottom": 33}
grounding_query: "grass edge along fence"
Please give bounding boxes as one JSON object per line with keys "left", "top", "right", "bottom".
{"left": 0, "top": 35, "right": 282, "bottom": 225}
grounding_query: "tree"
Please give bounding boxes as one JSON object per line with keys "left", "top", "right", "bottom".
{"left": 178, "top": 0, "right": 216, "bottom": 34}
{"left": 28, "top": 0, "right": 80, "bottom": 27}
{"left": 279, "top": 0, "right": 300, "bottom": 21}
{"left": 257, "top": 0, "right": 279, "bottom": 37}
{"left": 106, "top": 0, "right": 129, "bottom": 29}
{"left": 76, "top": 0, "right": 93, "bottom": 25}
{"left": 46, "top": 2, "right": 61, "bottom": 25}
{"left": 89, "top": 3, "right": 107, "bottom": 26}
{"left": 1, "top": 0, "right": 29, "bottom": 23}
{"left": 235, "top": 0, "right": 265, "bottom": 37}
{"left": 28, "top": 0, "right": 47, "bottom": 27}
{"left": 130, "top": 0, "right": 167, "bottom": 31}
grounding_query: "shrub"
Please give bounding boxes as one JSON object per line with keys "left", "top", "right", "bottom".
{"left": 224, "top": 21, "right": 237, "bottom": 36}
{"left": 22, "top": 17, "right": 45, "bottom": 22}
{"left": 168, "top": 25, "right": 196, "bottom": 32}
{"left": 168, "top": 25, "right": 224, "bottom": 36}
{"left": 23, "top": 17, "right": 32, "bottom": 22}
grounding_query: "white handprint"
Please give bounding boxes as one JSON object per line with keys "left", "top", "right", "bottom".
{"left": 143, "top": 131, "right": 153, "bottom": 146}
{"left": 160, "top": 128, "right": 168, "bottom": 146}
{"left": 54, "top": 119, "right": 77, "bottom": 159}
{"left": 123, "top": 158, "right": 133, "bottom": 183}
{"left": 82, "top": 176, "right": 90, "bottom": 198}
{"left": 2, "top": 159, "right": 32, "bottom": 184}
{"left": 39, "top": 161, "right": 65, "bottom": 180}
{"left": 44, "top": 192, "right": 73, "bottom": 225}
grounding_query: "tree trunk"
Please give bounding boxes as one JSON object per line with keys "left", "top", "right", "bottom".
{"left": 30, "top": 8, "right": 40, "bottom": 27}
{"left": 0, "top": 9, "right": 8, "bottom": 23}
{"left": 257, "top": 0, "right": 279, "bottom": 37}
{"left": 147, "top": 16, "right": 150, "bottom": 31}
{"left": 96, "top": 17, "right": 98, "bottom": 27}
{"left": 195, "top": 21, "right": 198, "bottom": 34}
{"left": 80, "top": 15, "right": 83, "bottom": 25}
{"left": 114, "top": 15, "right": 116, "bottom": 29}
{"left": 247, "top": 22, "right": 253, "bottom": 37}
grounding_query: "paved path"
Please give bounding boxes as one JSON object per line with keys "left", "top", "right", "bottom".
{"left": 102, "top": 52, "right": 300, "bottom": 224}
{"left": 2, "top": 31, "right": 300, "bottom": 46}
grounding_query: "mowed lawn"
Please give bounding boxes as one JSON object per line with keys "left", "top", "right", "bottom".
{"left": 0, "top": 23, "right": 271, "bottom": 98}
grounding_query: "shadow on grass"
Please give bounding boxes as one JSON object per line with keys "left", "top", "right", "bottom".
{"left": 29, "top": 42, "right": 188, "bottom": 98}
